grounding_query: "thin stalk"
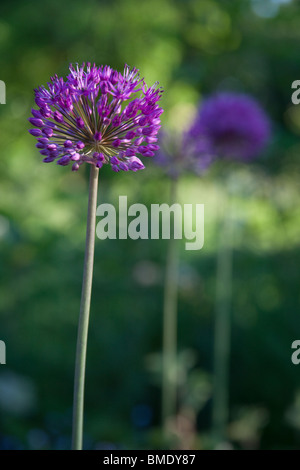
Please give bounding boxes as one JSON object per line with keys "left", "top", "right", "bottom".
{"left": 72, "top": 164, "right": 99, "bottom": 450}
{"left": 212, "top": 193, "right": 233, "bottom": 444}
{"left": 162, "top": 177, "right": 179, "bottom": 438}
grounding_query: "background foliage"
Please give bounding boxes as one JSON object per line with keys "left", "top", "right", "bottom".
{"left": 0, "top": 0, "right": 300, "bottom": 449}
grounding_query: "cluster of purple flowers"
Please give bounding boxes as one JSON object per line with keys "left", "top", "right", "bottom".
{"left": 155, "top": 92, "right": 271, "bottom": 178}
{"left": 154, "top": 130, "right": 213, "bottom": 179}
{"left": 187, "top": 92, "right": 271, "bottom": 162}
{"left": 28, "top": 63, "right": 163, "bottom": 172}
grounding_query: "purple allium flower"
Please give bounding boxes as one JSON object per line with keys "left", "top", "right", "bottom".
{"left": 155, "top": 92, "right": 270, "bottom": 178}
{"left": 187, "top": 92, "right": 271, "bottom": 162}
{"left": 28, "top": 63, "right": 163, "bottom": 172}
{"left": 154, "top": 130, "right": 213, "bottom": 179}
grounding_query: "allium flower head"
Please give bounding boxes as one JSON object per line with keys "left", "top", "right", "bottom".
{"left": 154, "top": 130, "right": 213, "bottom": 179}
{"left": 28, "top": 63, "right": 163, "bottom": 172}
{"left": 187, "top": 92, "right": 271, "bottom": 162}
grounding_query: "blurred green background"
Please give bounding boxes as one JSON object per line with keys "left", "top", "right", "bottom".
{"left": 0, "top": 0, "right": 300, "bottom": 450}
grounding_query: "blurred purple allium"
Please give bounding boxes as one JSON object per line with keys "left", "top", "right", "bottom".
{"left": 154, "top": 130, "right": 213, "bottom": 179}
{"left": 28, "top": 63, "right": 163, "bottom": 172}
{"left": 155, "top": 92, "right": 270, "bottom": 178}
{"left": 187, "top": 92, "right": 271, "bottom": 162}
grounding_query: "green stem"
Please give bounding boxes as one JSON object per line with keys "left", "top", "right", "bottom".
{"left": 72, "top": 164, "right": 99, "bottom": 450}
{"left": 212, "top": 193, "right": 233, "bottom": 444}
{"left": 162, "top": 177, "right": 179, "bottom": 438}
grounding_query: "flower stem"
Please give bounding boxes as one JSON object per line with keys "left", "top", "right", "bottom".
{"left": 212, "top": 193, "right": 233, "bottom": 444}
{"left": 162, "top": 177, "right": 179, "bottom": 439}
{"left": 72, "top": 164, "right": 99, "bottom": 450}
